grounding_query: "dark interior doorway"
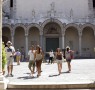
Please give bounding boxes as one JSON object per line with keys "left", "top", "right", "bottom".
{"left": 46, "top": 38, "right": 59, "bottom": 52}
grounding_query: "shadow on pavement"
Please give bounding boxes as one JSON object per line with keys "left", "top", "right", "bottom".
{"left": 61, "top": 71, "right": 71, "bottom": 74}
{"left": 24, "top": 73, "right": 30, "bottom": 75}
{"left": 49, "top": 71, "right": 71, "bottom": 77}
{"left": 17, "top": 76, "right": 38, "bottom": 80}
{"left": 48, "top": 74, "right": 59, "bottom": 77}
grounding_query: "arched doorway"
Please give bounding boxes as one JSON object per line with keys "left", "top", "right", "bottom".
{"left": 43, "top": 22, "right": 61, "bottom": 52}
{"left": 65, "top": 26, "right": 79, "bottom": 56}
{"left": 14, "top": 27, "right": 25, "bottom": 51}
{"left": 82, "top": 27, "right": 95, "bottom": 58}
{"left": 2, "top": 27, "right": 11, "bottom": 46}
{"left": 28, "top": 27, "right": 40, "bottom": 50}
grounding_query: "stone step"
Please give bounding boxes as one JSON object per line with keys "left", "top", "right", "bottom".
{"left": 7, "top": 82, "right": 95, "bottom": 90}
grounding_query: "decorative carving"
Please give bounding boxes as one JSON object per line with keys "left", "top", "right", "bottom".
{"left": 47, "top": 2, "right": 56, "bottom": 18}
{"left": 46, "top": 27, "right": 58, "bottom": 34}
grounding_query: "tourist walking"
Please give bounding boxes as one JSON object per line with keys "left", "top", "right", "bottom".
{"left": 15, "top": 49, "right": 21, "bottom": 65}
{"left": 55, "top": 48, "right": 63, "bottom": 75}
{"left": 5, "top": 41, "right": 15, "bottom": 77}
{"left": 28, "top": 45, "right": 35, "bottom": 77}
{"left": 65, "top": 46, "right": 74, "bottom": 73}
{"left": 48, "top": 50, "right": 54, "bottom": 64}
{"left": 34, "top": 45, "right": 43, "bottom": 77}
{"left": 21, "top": 47, "right": 25, "bottom": 61}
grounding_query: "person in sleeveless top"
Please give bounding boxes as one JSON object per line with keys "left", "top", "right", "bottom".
{"left": 34, "top": 45, "right": 43, "bottom": 77}
{"left": 65, "top": 46, "right": 74, "bottom": 73}
{"left": 55, "top": 48, "right": 63, "bottom": 75}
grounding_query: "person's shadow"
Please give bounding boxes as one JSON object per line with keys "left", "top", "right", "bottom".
{"left": 17, "top": 76, "right": 37, "bottom": 80}
{"left": 49, "top": 71, "right": 70, "bottom": 77}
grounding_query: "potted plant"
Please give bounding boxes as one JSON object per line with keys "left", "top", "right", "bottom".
{"left": 2, "top": 42, "right": 7, "bottom": 75}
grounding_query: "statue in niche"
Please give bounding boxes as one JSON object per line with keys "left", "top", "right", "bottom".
{"left": 32, "top": 9, "right": 36, "bottom": 22}
{"left": 32, "top": 9, "right": 35, "bottom": 18}
{"left": 70, "top": 9, "right": 73, "bottom": 21}
{"left": 51, "top": 2, "right": 55, "bottom": 11}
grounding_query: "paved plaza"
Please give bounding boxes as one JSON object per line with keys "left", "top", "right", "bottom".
{"left": 4, "top": 59, "right": 95, "bottom": 85}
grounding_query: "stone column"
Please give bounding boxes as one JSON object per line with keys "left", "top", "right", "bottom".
{"left": 94, "top": 30, "right": 95, "bottom": 37}
{"left": 25, "top": 34, "right": 28, "bottom": 56}
{"left": 79, "top": 32, "right": 82, "bottom": 57}
{"left": 0, "top": 0, "right": 8, "bottom": 89}
{"left": 40, "top": 31, "right": 43, "bottom": 50}
{"left": 61, "top": 34, "right": 65, "bottom": 49}
{"left": 0, "top": 0, "right": 2, "bottom": 79}
{"left": 11, "top": 31, "right": 14, "bottom": 46}
{"left": 11, "top": 35, "right": 14, "bottom": 46}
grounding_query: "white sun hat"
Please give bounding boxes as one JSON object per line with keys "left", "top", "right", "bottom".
{"left": 66, "top": 46, "right": 70, "bottom": 49}
{"left": 6, "top": 41, "right": 12, "bottom": 45}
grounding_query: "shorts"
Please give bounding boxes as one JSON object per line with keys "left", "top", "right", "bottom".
{"left": 56, "top": 59, "right": 62, "bottom": 64}
{"left": 66, "top": 59, "right": 71, "bottom": 62}
{"left": 7, "top": 57, "right": 14, "bottom": 66}
{"left": 16, "top": 56, "right": 21, "bottom": 61}
{"left": 28, "top": 60, "right": 35, "bottom": 70}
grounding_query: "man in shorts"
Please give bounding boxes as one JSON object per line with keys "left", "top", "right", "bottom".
{"left": 5, "top": 41, "right": 15, "bottom": 77}
{"left": 28, "top": 45, "right": 35, "bottom": 77}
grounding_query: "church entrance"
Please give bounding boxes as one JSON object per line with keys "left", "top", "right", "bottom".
{"left": 46, "top": 38, "right": 59, "bottom": 52}
{"left": 43, "top": 22, "right": 61, "bottom": 52}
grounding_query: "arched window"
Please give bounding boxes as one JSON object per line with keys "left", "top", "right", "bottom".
{"left": 10, "top": 0, "right": 13, "bottom": 7}
{"left": 93, "top": 0, "right": 95, "bottom": 8}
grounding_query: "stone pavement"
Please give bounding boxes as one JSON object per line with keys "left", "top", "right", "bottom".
{"left": 4, "top": 59, "right": 95, "bottom": 89}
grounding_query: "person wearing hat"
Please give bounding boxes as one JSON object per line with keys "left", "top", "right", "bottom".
{"left": 65, "top": 46, "right": 74, "bottom": 73}
{"left": 5, "top": 41, "right": 15, "bottom": 77}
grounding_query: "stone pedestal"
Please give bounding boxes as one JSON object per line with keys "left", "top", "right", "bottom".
{"left": 0, "top": 76, "right": 9, "bottom": 90}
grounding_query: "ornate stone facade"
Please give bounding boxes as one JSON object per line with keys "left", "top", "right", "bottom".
{"left": 2, "top": 0, "right": 95, "bottom": 58}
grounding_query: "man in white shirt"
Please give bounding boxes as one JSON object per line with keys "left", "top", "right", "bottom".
{"left": 49, "top": 50, "right": 54, "bottom": 64}
{"left": 5, "top": 41, "right": 15, "bottom": 77}
{"left": 28, "top": 45, "right": 35, "bottom": 77}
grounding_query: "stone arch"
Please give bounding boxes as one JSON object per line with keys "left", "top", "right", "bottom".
{"left": 2, "top": 24, "right": 12, "bottom": 45}
{"left": 13, "top": 24, "right": 26, "bottom": 35}
{"left": 81, "top": 23, "right": 95, "bottom": 58}
{"left": 2, "top": 24, "right": 12, "bottom": 34}
{"left": 82, "top": 23, "right": 95, "bottom": 32}
{"left": 42, "top": 18, "right": 63, "bottom": 33}
{"left": 27, "top": 23, "right": 41, "bottom": 48}
{"left": 14, "top": 24, "right": 26, "bottom": 51}
{"left": 42, "top": 19, "right": 63, "bottom": 52}
{"left": 27, "top": 23, "right": 41, "bottom": 35}
{"left": 64, "top": 23, "right": 79, "bottom": 55}
{"left": 64, "top": 23, "right": 79, "bottom": 32}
